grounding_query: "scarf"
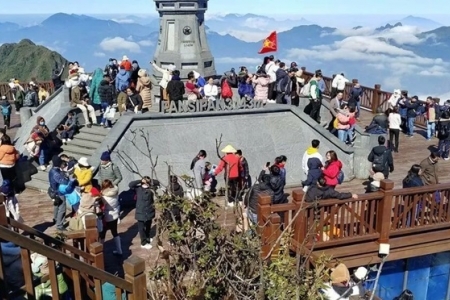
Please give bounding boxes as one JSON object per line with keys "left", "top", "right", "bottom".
{"left": 171, "top": 75, "right": 181, "bottom": 81}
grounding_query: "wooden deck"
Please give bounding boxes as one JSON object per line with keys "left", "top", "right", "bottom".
{"left": 11, "top": 107, "right": 449, "bottom": 275}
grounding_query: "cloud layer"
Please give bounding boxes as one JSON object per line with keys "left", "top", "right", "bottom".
{"left": 99, "top": 37, "right": 141, "bottom": 53}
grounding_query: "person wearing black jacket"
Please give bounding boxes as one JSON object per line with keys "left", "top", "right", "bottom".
{"left": 437, "top": 111, "right": 450, "bottom": 160}
{"left": 98, "top": 76, "right": 115, "bottom": 128}
{"left": 405, "top": 95, "right": 420, "bottom": 137}
{"left": 269, "top": 165, "right": 287, "bottom": 205}
{"left": 126, "top": 87, "right": 143, "bottom": 113}
{"left": 368, "top": 135, "right": 394, "bottom": 179}
{"left": 129, "top": 176, "right": 157, "bottom": 249}
{"left": 166, "top": 70, "right": 185, "bottom": 111}
{"left": 244, "top": 174, "right": 274, "bottom": 225}
{"left": 306, "top": 177, "right": 357, "bottom": 202}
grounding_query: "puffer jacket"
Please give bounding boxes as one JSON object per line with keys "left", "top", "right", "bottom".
{"left": 115, "top": 69, "right": 130, "bottom": 91}
{"left": 102, "top": 186, "right": 120, "bottom": 222}
{"left": 305, "top": 185, "right": 352, "bottom": 202}
{"left": 245, "top": 182, "right": 274, "bottom": 213}
{"left": 79, "top": 192, "right": 95, "bottom": 215}
{"left": 130, "top": 180, "right": 155, "bottom": 222}
{"left": 98, "top": 80, "right": 114, "bottom": 105}
{"left": 322, "top": 160, "right": 343, "bottom": 187}
{"left": 74, "top": 166, "right": 93, "bottom": 193}
{"left": 270, "top": 174, "right": 286, "bottom": 204}
{"left": 253, "top": 76, "right": 270, "bottom": 101}
{"left": 0, "top": 145, "right": 19, "bottom": 166}
{"left": 136, "top": 76, "right": 152, "bottom": 109}
{"left": 336, "top": 112, "right": 350, "bottom": 130}
{"left": 98, "top": 162, "right": 123, "bottom": 186}
{"left": 302, "top": 157, "right": 322, "bottom": 187}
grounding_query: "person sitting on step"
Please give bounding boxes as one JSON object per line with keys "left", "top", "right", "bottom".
{"left": 58, "top": 111, "right": 77, "bottom": 145}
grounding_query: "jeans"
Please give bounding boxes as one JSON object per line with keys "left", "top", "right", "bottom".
{"left": 407, "top": 117, "right": 415, "bottom": 136}
{"left": 438, "top": 139, "right": 450, "bottom": 159}
{"left": 61, "top": 130, "right": 74, "bottom": 139}
{"left": 53, "top": 199, "right": 66, "bottom": 231}
{"left": 389, "top": 128, "right": 400, "bottom": 151}
{"left": 427, "top": 121, "right": 436, "bottom": 139}
{"left": 247, "top": 209, "right": 257, "bottom": 225}
{"left": 355, "top": 100, "right": 361, "bottom": 118}
{"left": 347, "top": 125, "right": 355, "bottom": 143}
{"left": 137, "top": 220, "right": 152, "bottom": 245}
{"left": 3, "top": 115, "right": 10, "bottom": 128}
{"left": 101, "top": 102, "right": 112, "bottom": 127}
{"left": 39, "top": 145, "right": 46, "bottom": 166}
{"left": 338, "top": 129, "right": 347, "bottom": 142}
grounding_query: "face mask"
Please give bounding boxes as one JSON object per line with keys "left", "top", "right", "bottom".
{"left": 39, "top": 122, "right": 45, "bottom": 126}
{"left": 141, "top": 184, "right": 149, "bottom": 189}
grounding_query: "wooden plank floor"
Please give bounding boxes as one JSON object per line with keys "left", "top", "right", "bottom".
{"left": 11, "top": 107, "right": 450, "bottom": 275}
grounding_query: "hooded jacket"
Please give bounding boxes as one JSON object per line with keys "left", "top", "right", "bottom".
{"left": 305, "top": 185, "right": 352, "bottom": 202}
{"left": 302, "top": 158, "right": 322, "bottom": 187}
{"left": 98, "top": 162, "right": 122, "bottom": 185}
{"left": 89, "top": 68, "right": 105, "bottom": 105}
{"left": 368, "top": 145, "right": 394, "bottom": 177}
{"left": 102, "top": 186, "right": 120, "bottom": 222}
{"left": 322, "top": 160, "right": 343, "bottom": 187}
{"left": 136, "top": 76, "right": 152, "bottom": 109}
{"left": 115, "top": 69, "right": 130, "bottom": 92}
{"left": 152, "top": 64, "right": 172, "bottom": 89}
{"left": 245, "top": 181, "right": 274, "bottom": 213}
{"left": 130, "top": 180, "right": 155, "bottom": 221}
{"left": 58, "top": 179, "right": 80, "bottom": 206}
{"left": 302, "top": 147, "right": 323, "bottom": 175}
{"left": 270, "top": 173, "right": 286, "bottom": 204}
{"left": 0, "top": 145, "right": 19, "bottom": 166}
{"left": 420, "top": 156, "right": 438, "bottom": 185}
{"left": 98, "top": 80, "right": 114, "bottom": 104}
{"left": 214, "top": 153, "right": 241, "bottom": 179}
{"left": 253, "top": 76, "right": 270, "bottom": 101}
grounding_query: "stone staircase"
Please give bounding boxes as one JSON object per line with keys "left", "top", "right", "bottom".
{"left": 25, "top": 125, "right": 108, "bottom": 192}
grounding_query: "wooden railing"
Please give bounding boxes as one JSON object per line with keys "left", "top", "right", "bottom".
{"left": 0, "top": 81, "right": 54, "bottom": 99}
{"left": 301, "top": 68, "right": 427, "bottom": 127}
{"left": 0, "top": 199, "right": 147, "bottom": 299}
{"left": 258, "top": 180, "right": 450, "bottom": 260}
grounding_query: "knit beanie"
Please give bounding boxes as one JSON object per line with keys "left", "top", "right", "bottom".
{"left": 100, "top": 151, "right": 111, "bottom": 161}
{"left": 330, "top": 263, "right": 350, "bottom": 284}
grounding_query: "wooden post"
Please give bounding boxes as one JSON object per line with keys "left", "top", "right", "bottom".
{"left": 0, "top": 195, "right": 7, "bottom": 227}
{"left": 377, "top": 179, "right": 394, "bottom": 244}
{"left": 291, "top": 190, "right": 306, "bottom": 248}
{"left": 257, "top": 195, "right": 272, "bottom": 258}
{"left": 89, "top": 242, "right": 104, "bottom": 270}
{"left": 84, "top": 215, "right": 98, "bottom": 253}
{"left": 124, "top": 256, "right": 147, "bottom": 300}
{"left": 372, "top": 84, "right": 381, "bottom": 113}
{"left": 269, "top": 213, "right": 281, "bottom": 260}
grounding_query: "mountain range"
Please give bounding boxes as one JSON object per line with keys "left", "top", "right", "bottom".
{"left": 0, "top": 13, "right": 450, "bottom": 95}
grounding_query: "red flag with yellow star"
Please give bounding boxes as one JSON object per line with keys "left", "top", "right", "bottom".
{"left": 258, "top": 31, "right": 277, "bottom": 54}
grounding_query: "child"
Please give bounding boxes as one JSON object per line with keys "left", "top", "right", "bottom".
{"left": 301, "top": 158, "right": 322, "bottom": 192}
{"left": 59, "top": 112, "right": 77, "bottom": 144}
{"left": 204, "top": 162, "right": 217, "bottom": 196}
{"left": 24, "top": 132, "right": 43, "bottom": 159}
{"left": 0, "top": 96, "right": 12, "bottom": 129}
{"left": 1, "top": 180, "right": 22, "bottom": 222}
{"left": 366, "top": 172, "right": 385, "bottom": 193}
{"left": 58, "top": 174, "right": 80, "bottom": 216}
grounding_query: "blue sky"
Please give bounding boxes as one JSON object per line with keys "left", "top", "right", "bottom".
{"left": 3, "top": 0, "right": 450, "bottom": 15}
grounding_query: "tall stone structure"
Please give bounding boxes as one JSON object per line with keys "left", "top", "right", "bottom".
{"left": 152, "top": 0, "right": 216, "bottom": 81}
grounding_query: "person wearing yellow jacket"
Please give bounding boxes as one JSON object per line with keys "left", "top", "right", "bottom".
{"left": 302, "top": 139, "right": 324, "bottom": 176}
{"left": 74, "top": 157, "right": 93, "bottom": 193}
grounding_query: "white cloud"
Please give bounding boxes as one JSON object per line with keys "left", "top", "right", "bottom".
{"left": 217, "top": 30, "right": 268, "bottom": 42}
{"left": 99, "top": 37, "right": 141, "bottom": 53}
{"left": 138, "top": 40, "right": 153, "bottom": 47}
{"left": 242, "top": 17, "right": 270, "bottom": 29}
{"left": 215, "top": 57, "right": 261, "bottom": 65}
{"left": 111, "top": 18, "right": 135, "bottom": 24}
{"left": 331, "top": 27, "right": 375, "bottom": 37}
{"left": 94, "top": 52, "right": 106, "bottom": 57}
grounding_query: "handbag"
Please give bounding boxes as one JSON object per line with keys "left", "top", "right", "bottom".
{"left": 104, "top": 106, "right": 116, "bottom": 121}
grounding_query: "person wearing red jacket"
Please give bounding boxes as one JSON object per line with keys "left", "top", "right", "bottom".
{"left": 322, "top": 150, "right": 343, "bottom": 189}
{"left": 213, "top": 145, "right": 242, "bottom": 207}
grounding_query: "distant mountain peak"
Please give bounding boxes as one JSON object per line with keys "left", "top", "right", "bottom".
{"left": 376, "top": 22, "right": 402, "bottom": 31}
{"left": 18, "top": 39, "right": 35, "bottom": 46}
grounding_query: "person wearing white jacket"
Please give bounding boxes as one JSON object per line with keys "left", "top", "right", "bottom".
{"left": 203, "top": 78, "right": 218, "bottom": 101}
{"left": 387, "top": 89, "right": 401, "bottom": 109}
{"left": 99, "top": 180, "right": 122, "bottom": 256}
{"left": 331, "top": 73, "right": 349, "bottom": 99}
{"left": 150, "top": 61, "right": 175, "bottom": 101}
{"left": 302, "top": 139, "right": 324, "bottom": 175}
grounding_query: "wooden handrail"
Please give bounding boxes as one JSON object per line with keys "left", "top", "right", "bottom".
{"left": 0, "top": 225, "right": 134, "bottom": 292}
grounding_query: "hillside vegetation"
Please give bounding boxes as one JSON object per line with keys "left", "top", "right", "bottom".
{"left": 0, "top": 39, "right": 68, "bottom": 82}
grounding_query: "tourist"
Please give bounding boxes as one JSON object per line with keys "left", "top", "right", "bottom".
{"left": 166, "top": 70, "right": 184, "bottom": 109}
{"left": 345, "top": 106, "right": 357, "bottom": 145}
{"left": 402, "top": 164, "right": 423, "bottom": 188}
{"left": 136, "top": 69, "right": 152, "bottom": 112}
{"left": 348, "top": 80, "right": 363, "bottom": 119}
{"left": 1, "top": 96, "right": 12, "bottom": 129}
{"left": 193, "top": 71, "right": 206, "bottom": 97}
{"left": 425, "top": 97, "right": 439, "bottom": 140}
{"left": 307, "top": 71, "right": 323, "bottom": 123}
{"left": 78, "top": 187, "right": 102, "bottom": 230}
{"left": 437, "top": 110, "right": 450, "bottom": 160}
{"left": 99, "top": 179, "right": 122, "bottom": 256}
{"left": 253, "top": 73, "right": 270, "bottom": 102}
{"left": 405, "top": 95, "right": 420, "bottom": 137}
{"left": 0, "top": 134, "right": 19, "bottom": 186}
{"left": 203, "top": 162, "right": 217, "bottom": 195}
{"left": 116, "top": 85, "right": 127, "bottom": 116}
{"left": 52, "top": 65, "right": 65, "bottom": 91}
{"left": 98, "top": 75, "right": 114, "bottom": 127}
{"left": 331, "top": 73, "right": 349, "bottom": 99}
{"left": 204, "top": 77, "right": 219, "bottom": 101}
{"left": 236, "top": 149, "right": 251, "bottom": 189}
{"left": 31, "top": 117, "right": 50, "bottom": 171}
{"left": 301, "top": 157, "right": 322, "bottom": 192}
{"left": 335, "top": 104, "right": 351, "bottom": 143}
{"left": 274, "top": 155, "right": 287, "bottom": 186}
{"left": 120, "top": 55, "right": 132, "bottom": 72}
{"left": 74, "top": 157, "right": 93, "bottom": 193}
{"left": 365, "top": 107, "right": 388, "bottom": 134}
{"left": 186, "top": 71, "right": 201, "bottom": 100}
{"left": 38, "top": 85, "right": 49, "bottom": 104}
{"left": 244, "top": 174, "right": 274, "bottom": 226}
{"left": 59, "top": 112, "right": 77, "bottom": 144}
{"left": 12, "top": 80, "right": 25, "bottom": 114}
{"left": 366, "top": 172, "right": 384, "bottom": 193}
{"left": 265, "top": 55, "right": 277, "bottom": 99}
{"left": 104, "top": 59, "right": 118, "bottom": 84}
{"left": 322, "top": 150, "right": 343, "bottom": 189}
{"left": 98, "top": 151, "right": 123, "bottom": 186}
{"left": 238, "top": 75, "right": 254, "bottom": 101}
{"left": 23, "top": 82, "right": 38, "bottom": 107}
{"left": 321, "top": 263, "right": 361, "bottom": 299}
{"left": 330, "top": 92, "right": 344, "bottom": 115}
{"left": 57, "top": 173, "right": 80, "bottom": 216}
{"left": 130, "top": 60, "right": 140, "bottom": 87}
{"left": 398, "top": 91, "right": 408, "bottom": 133}
{"left": 213, "top": 145, "right": 241, "bottom": 207}
{"left": 420, "top": 152, "right": 439, "bottom": 185}
{"left": 89, "top": 68, "right": 106, "bottom": 111}
{"left": 292, "top": 69, "right": 303, "bottom": 107}
{"left": 48, "top": 156, "right": 69, "bottom": 231}
{"left": 150, "top": 62, "right": 174, "bottom": 101}
{"left": 269, "top": 165, "right": 287, "bottom": 205}
{"left": 0, "top": 241, "right": 24, "bottom": 292}
{"left": 70, "top": 80, "right": 97, "bottom": 128}
{"left": 276, "top": 68, "right": 296, "bottom": 105}
{"left": 302, "top": 139, "right": 323, "bottom": 176}
{"left": 387, "top": 89, "right": 401, "bottom": 110}
{"left": 306, "top": 177, "right": 356, "bottom": 202}
{"left": 388, "top": 106, "right": 402, "bottom": 152}
{"left": 130, "top": 176, "right": 156, "bottom": 249}
{"left": 24, "top": 132, "right": 43, "bottom": 160}
{"left": 115, "top": 65, "right": 130, "bottom": 93}
{"left": 1, "top": 179, "right": 22, "bottom": 222}
{"left": 368, "top": 136, "right": 394, "bottom": 179}
{"left": 126, "top": 86, "right": 143, "bottom": 114}
{"left": 191, "top": 150, "right": 207, "bottom": 193}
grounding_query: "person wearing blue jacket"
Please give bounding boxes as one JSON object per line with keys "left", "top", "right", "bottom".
{"left": 58, "top": 176, "right": 80, "bottom": 214}
{"left": 48, "top": 156, "right": 69, "bottom": 231}
{"left": 302, "top": 157, "right": 323, "bottom": 191}
{"left": 115, "top": 66, "right": 130, "bottom": 92}
{"left": 238, "top": 76, "right": 255, "bottom": 100}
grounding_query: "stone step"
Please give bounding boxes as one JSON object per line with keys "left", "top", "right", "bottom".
{"left": 74, "top": 132, "right": 104, "bottom": 143}
{"left": 79, "top": 126, "right": 109, "bottom": 136}
{"left": 25, "top": 175, "right": 49, "bottom": 193}
{"left": 31, "top": 170, "right": 49, "bottom": 182}
{"left": 61, "top": 144, "right": 96, "bottom": 157}
{"left": 66, "top": 138, "right": 101, "bottom": 150}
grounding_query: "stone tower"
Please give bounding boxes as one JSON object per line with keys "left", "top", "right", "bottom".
{"left": 152, "top": 0, "right": 216, "bottom": 80}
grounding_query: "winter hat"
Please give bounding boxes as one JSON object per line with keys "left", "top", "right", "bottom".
{"left": 100, "top": 151, "right": 111, "bottom": 161}
{"left": 193, "top": 71, "right": 200, "bottom": 79}
{"left": 90, "top": 187, "right": 101, "bottom": 197}
{"left": 221, "top": 145, "right": 237, "bottom": 153}
{"left": 122, "top": 55, "right": 129, "bottom": 61}
{"left": 77, "top": 157, "right": 90, "bottom": 167}
{"left": 330, "top": 263, "right": 350, "bottom": 284}
{"left": 137, "top": 69, "right": 147, "bottom": 78}
{"left": 372, "top": 172, "right": 385, "bottom": 182}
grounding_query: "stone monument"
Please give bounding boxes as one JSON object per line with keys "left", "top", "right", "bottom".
{"left": 152, "top": 0, "right": 216, "bottom": 83}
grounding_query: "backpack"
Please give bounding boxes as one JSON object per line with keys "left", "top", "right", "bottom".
{"left": 24, "top": 92, "right": 34, "bottom": 107}
{"left": 221, "top": 80, "right": 233, "bottom": 99}
{"left": 1, "top": 104, "right": 10, "bottom": 116}
{"left": 337, "top": 170, "right": 344, "bottom": 184}
{"left": 372, "top": 150, "right": 387, "bottom": 172}
{"left": 300, "top": 81, "right": 311, "bottom": 97}
{"left": 68, "top": 212, "right": 92, "bottom": 231}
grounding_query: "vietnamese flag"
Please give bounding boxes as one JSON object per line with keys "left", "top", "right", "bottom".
{"left": 258, "top": 31, "right": 277, "bottom": 54}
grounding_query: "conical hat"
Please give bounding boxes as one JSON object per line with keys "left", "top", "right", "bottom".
{"left": 221, "top": 145, "right": 237, "bottom": 153}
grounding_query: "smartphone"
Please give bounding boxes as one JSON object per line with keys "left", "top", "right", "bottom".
{"left": 266, "top": 162, "right": 271, "bottom": 167}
